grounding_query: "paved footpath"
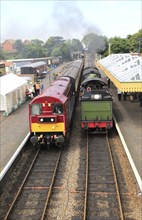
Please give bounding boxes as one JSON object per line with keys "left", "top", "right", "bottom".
{"left": 111, "top": 84, "right": 142, "bottom": 180}
{"left": 0, "top": 101, "right": 30, "bottom": 172}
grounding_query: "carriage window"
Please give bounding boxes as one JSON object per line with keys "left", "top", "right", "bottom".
{"left": 31, "top": 104, "right": 42, "bottom": 115}
{"left": 52, "top": 103, "right": 63, "bottom": 114}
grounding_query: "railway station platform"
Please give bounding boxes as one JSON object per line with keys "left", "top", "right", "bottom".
{"left": 0, "top": 100, "right": 30, "bottom": 175}
{"left": 0, "top": 64, "right": 65, "bottom": 179}
{"left": 0, "top": 71, "right": 142, "bottom": 192}
{"left": 110, "top": 83, "right": 142, "bottom": 192}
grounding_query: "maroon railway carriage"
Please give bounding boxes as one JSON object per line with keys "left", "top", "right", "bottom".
{"left": 29, "top": 76, "right": 75, "bottom": 147}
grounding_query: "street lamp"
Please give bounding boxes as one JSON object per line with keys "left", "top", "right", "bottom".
{"left": 108, "top": 42, "right": 111, "bottom": 55}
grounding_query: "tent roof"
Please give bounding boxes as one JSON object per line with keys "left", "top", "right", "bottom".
{"left": 0, "top": 73, "right": 27, "bottom": 95}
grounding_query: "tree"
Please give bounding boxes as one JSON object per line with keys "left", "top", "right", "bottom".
{"left": 23, "top": 40, "right": 45, "bottom": 58}
{"left": 0, "top": 50, "right": 6, "bottom": 60}
{"left": 70, "top": 39, "right": 83, "bottom": 52}
{"left": 14, "top": 39, "right": 24, "bottom": 53}
{"left": 51, "top": 47, "right": 62, "bottom": 57}
{"left": 2, "top": 29, "right": 142, "bottom": 60}
{"left": 110, "top": 37, "right": 130, "bottom": 54}
{"left": 44, "top": 36, "right": 65, "bottom": 56}
{"left": 60, "top": 43, "right": 71, "bottom": 61}
{"left": 128, "top": 29, "right": 142, "bottom": 53}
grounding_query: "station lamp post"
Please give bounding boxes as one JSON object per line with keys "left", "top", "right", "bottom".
{"left": 108, "top": 42, "right": 111, "bottom": 55}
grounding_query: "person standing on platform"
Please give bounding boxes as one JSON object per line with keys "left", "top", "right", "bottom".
{"left": 32, "top": 85, "right": 35, "bottom": 97}
{"left": 40, "top": 82, "right": 44, "bottom": 93}
{"left": 35, "top": 82, "right": 40, "bottom": 96}
{"left": 123, "top": 92, "right": 127, "bottom": 101}
{"left": 138, "top": 92, "right": 142, "bottom": 107}
{"left": 117, "top": 88, "right": 122, "bottom": 101}
{"left": 33, "top": 83, "right": 37, "bottom": 96}
{"left": 107, "top": 78, "right": 110, "bottom": 88}
{"left": 36, "top": 69, "right": 39, "bottom": 79}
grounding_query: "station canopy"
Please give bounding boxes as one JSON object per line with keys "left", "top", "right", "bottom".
{"left": 98, "top": 53, "right": 142, "bottom": 92}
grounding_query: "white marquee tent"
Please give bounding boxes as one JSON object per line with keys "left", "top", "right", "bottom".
{"left": 0, "top": 73, "right": 28, "bottom": 114}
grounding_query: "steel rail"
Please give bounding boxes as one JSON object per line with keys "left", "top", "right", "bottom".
{"left": 106, "top": 133, "right": 125, "bottom": 220}
{"left": 41, "top": 149, "right": 62, "bottom": 220}
{"left": 4, "top": 148, "right": 40, "bottom": 220}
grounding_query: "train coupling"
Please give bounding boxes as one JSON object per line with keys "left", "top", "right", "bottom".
{"left": 30, "top": 134, "right": 65, "bottom": 147}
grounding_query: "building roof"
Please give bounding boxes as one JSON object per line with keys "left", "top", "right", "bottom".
{"left": 21, "top": 61, "right": 46, "bottom": 68}
{"left": 0, "top": 73, "right": 27, "bottom": 95}
{"left": 2, "top": 39, "right": 16, "bottom": 45}
{"left": 98, "top": 54, "right": 142, "bottom": 92}
{"left": 0, "top": 61, "right": 14, "bottom": 67}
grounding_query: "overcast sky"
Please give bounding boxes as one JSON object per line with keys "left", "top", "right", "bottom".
{"left": 1, "top": 0, "right": 141, "bottom": 42}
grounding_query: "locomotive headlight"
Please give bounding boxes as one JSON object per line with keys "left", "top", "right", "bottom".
{"left": 94, "top": 94, "right": 100, "bottom": 99}
{"left": 40, "top": 118, "right": 43, "bottom": 122}
{"left": 51, "top": 118, "right": 54, "bottom": 122}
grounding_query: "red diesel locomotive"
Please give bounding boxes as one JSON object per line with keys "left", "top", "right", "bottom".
{"left": 29, "top": 59, "right": 83, "bottom": 147}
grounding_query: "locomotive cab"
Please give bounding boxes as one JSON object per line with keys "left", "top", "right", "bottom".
{"left": 80, "top": 90, "right": 113, "bottom": 133}
{"left": 29, "top": 100, "right": 66, "bottom": 147}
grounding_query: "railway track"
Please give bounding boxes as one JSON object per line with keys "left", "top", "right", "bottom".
{"left": 1, "top": 131, "right": 141, "bottom": 219}
{"left": 4, "top": 147, "right": 62, "bottom": 220}
{"left": 1, "top": 120, "right": 141, "bottom": 219}
{"left": 75, "top": 132, "right": 125, "bottom": 220}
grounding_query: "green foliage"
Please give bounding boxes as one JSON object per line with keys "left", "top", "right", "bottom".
{"left": 51, "top": 47, "right": 62, "bottom": 57}
{"left": 128, "top": 29, "right": 142, "bottom": 53}
{"left": 110, "top": 37, "right": 130, "bottom": 53}
{"left": 44, "top": 37, "right": 71, "bottom": 60}
{"left": 0, "top": 50, "right": 16, "bottom": 60}
{"left": 44, "top": 36, "right": 64, "bottom": 56}
{"left": 14, "top": 39, "right": 24, "bottom": 52}
{"left": 1, "top": 29, "right": 142, "bottom": 60}
{"left": 60, "top": 43, "right": 71, "bottom": 61}
{"left": 0, "top": 50, "right": 6, "bottom": 60}
{"left": 22, "top": 39, "right": 45, "bottom": 58}
{"left": 70, "top": 39, "right": 83, "bottom": 52}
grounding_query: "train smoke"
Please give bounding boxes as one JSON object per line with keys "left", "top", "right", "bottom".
{"left": 50, "top": 2, "right": 106, "bottom": 52}
{"left": 1, "top": 0, "right": 106, "bottom": 51}
{"left": 51, "top": 2, "right": 101, "bottom": 40}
